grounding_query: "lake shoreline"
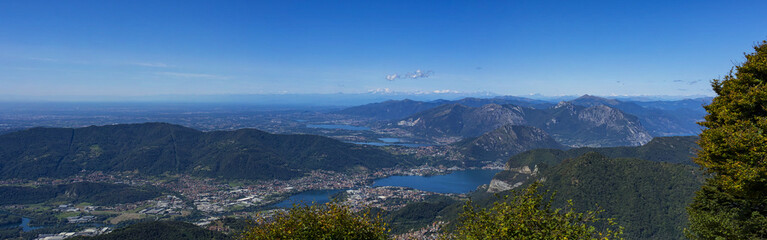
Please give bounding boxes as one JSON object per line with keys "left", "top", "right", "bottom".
{"left": 269, "top": 169, "right": 501, "bottom": 208}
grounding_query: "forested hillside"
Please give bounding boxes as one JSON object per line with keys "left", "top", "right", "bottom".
{"left": 540, "top": 152, "right": 703, "bottom": 239}
{"left": 0, "top": 123, "right": 405, "bottom": 180}
{"left": 0, "top": 182, "right": 162, "bottom": 205}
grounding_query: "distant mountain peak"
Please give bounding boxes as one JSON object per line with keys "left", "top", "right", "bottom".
{"left": 572, "top": 94, "right": 621, "bottom": 106}
{"left": 553, "top": 101, "right": 575, "bottom": 110}
{"left": 453, "top": 124, "right": 564, "bottom": 163}
{"left": 478, "top": 103, "right": 504, "bottom": 110}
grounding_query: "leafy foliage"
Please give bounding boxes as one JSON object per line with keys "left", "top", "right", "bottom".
{"left": 240, "top": 202, "right": 390, "bottom": 240}
{"left": 688, "top": 41, "right": 767, "bottom": 239}
{"left": 444, "top": 182, "right": 623, "bottom": 240}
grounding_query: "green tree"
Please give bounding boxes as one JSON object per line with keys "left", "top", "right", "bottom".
{"left": 687, "top": 40, "right": 767, "bottom": 239}
{"left": 240, "top": 202, "right": 390, "bottom": 240}
{"left": 444, "top": 183, "right": 623, "bottom": 240}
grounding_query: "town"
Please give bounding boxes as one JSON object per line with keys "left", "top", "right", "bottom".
{"left": 1, "top": 162, "right": 502, "bottom": 239}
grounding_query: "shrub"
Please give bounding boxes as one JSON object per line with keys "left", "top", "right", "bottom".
{"left": 240, "top": 202, "right": 390, "bottom": 240}
{"left": 445, "top": 183, "right": 623, "bottom": 240}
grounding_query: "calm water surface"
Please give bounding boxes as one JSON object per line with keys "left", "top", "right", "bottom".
{"left": 378, "top": 138, "right": 401, "bottom": 143}
{"left": 306, "top": 124, "right": 370, "bottom": 131}
{"left": 349, "top": 137, "right": 431, "bottom": 147}
{"left": 351, "top": 142, "right": 430, "bottom": 147}
{"left": 20, "top": 218, "right": 42, "bottom": 232}
{"left": 372, "top": 169, "right": 501, "bottom": 194}
{"left": 271, "top": 189, "right": 343, "bottom": 208}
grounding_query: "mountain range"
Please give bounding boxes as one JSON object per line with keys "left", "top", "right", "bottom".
{"left": 395, "top": 101, "right": 653, "bottom": 147}
{"left": 339, "top": 95, "right": 710, "bottom": 145}
{"left": 0, "top": 123, "right": 404, "bottom": 180}
{"left": 570, "top": 95, "right": 707, "bottom": 136}
{"left": 336, "top": 96, "right": 553, "bottom": 120}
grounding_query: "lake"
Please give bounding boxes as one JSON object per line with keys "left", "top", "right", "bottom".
{"left": 0, "top": 217, "right": 45, "bottom": 232}
{"left": 378, "top": 138, "right": 401, "bottom": 143}
{"left": 350, "top": 137, "right": 431, "bottom": 148}
{"left": 306, "top": 124, "right": 370, "bottom": 131}
{"left": 270, "top": 169, "right": 500, "bottom": 208}
{"left": 271, "top": 189, "right": 344, "bottom": 208}
{"left": 372, "top": 169, "right": 501, "bottom": 194}
{"left": 21, "top": 217, "right": 42, "bottom": 232}
{"left": 349, "top": 142, "right": 430, "bottom": 148}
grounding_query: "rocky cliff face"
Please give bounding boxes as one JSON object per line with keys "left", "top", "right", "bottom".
{"left": 530, "top": 102, "right": 652, "bottom": 147}
{"left": 576, "top": 105, "right": 653, "bottom": 146}
{"left": 454, "top": 125, "right": 565, "bottom": 162}
{"left": 488, "top": 165, "right": 540, "bottom": 193}
{"left": 570, "top": 94, "right": 708, "bottom": 137}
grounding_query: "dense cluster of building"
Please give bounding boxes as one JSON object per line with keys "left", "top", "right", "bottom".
{"left": 343, "top": 186, "right": 438, "bottom": 211}
{"left": 34, "top": 227, "right": 111, "bottom": 240}
{"left": 394, "top": 221, "right": 446, "bottom": 240}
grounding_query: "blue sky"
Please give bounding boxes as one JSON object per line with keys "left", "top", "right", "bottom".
{"left": 1, "top": 0, "right": 766, "bottom": 99}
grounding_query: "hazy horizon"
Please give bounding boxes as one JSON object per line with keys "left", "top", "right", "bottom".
{"left": 0, "top": 92, "right": 714, "bottom": 106}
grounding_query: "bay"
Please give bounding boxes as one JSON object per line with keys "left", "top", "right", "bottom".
{"left": 271, "top": 189, "right": 344, "bottom": 208}
{"left": 306, "top": 124, "right": 370, "bottom": 131}
{"left": 372, "top": 169, "right": 501, "bottom": 194}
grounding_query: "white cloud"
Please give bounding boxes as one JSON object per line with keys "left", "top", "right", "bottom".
{"left": 408, "top": 69, "right": 432, "bottom": 79}
{"left": 385, "top": 69, "right": 433, "bottom": 81}
{"left": 432, "top": 89, "right": 459, "bottom": 94}
{"left": 368, "top": 88, "right": 395, "bottom": 94}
